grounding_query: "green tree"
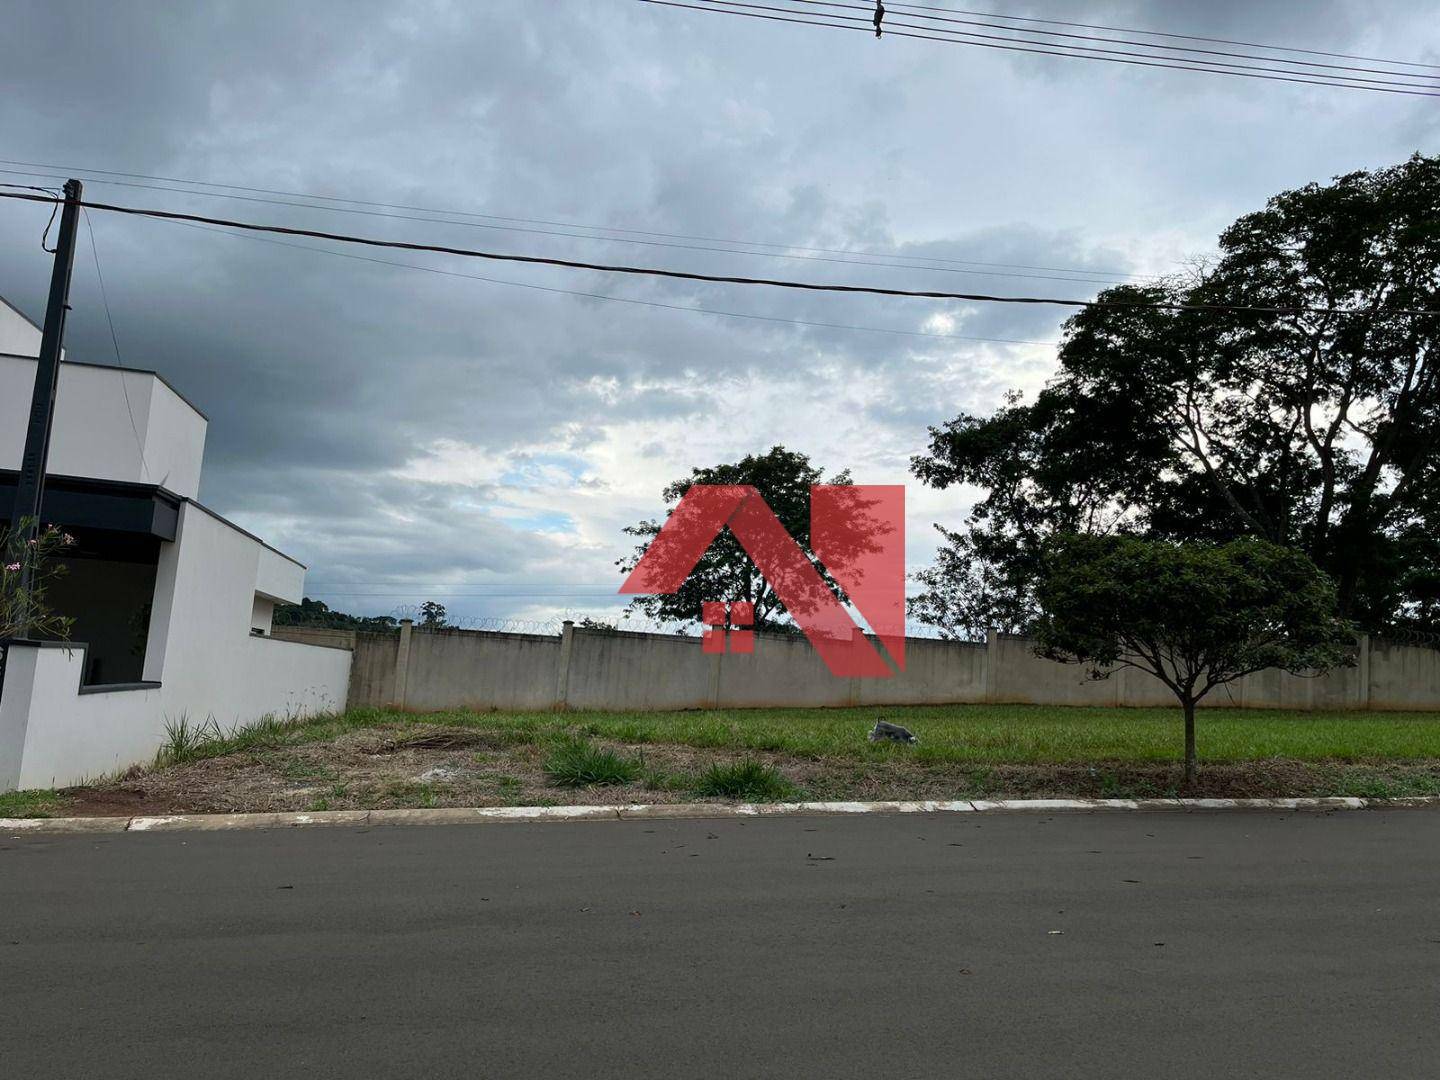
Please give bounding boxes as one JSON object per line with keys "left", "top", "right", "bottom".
{"left": 272, "top": 597, "right": 398, "bottom": 632}
{"left": 419, "top": 600, "right": 448, "bottom": 629}
{"left": 1032, "top": 535, "right": 1354, "bottom": 785}
{"left": 912, "top": 154, "right": 1440, "bottom": 638}
{"left": 1, "top": 519, "right": 76, "bottom": 640}
{"left": 619, "top": 446, "right": 857, "bottom": 632}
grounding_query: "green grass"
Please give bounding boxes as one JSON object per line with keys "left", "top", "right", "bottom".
{"left": 152, "top": 709, "right": 379, "bottom": 768}
{"left": 6, "top": 703, "right": 1438, "bottom": 813}
{"left": 692, "top": 760, "right": 798, "bottom": 800}
{"left": 543, "top": 737, "right": 643, "bottom": 787}
{"left": 391, "top": 703, "right": 1440, "bottom": 765}
{"left": 278, "top": 758, "right": 340, "bottom": 782}
{"left": 381, "top": 781, "right": 440, "bottom": 807}
{"left": 0, "top": 788, "right": 67, "bottom": 818}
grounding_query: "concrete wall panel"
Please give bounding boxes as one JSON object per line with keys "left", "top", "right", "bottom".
{"left": 402, "top": 629, "right": 560, "bottom": 712}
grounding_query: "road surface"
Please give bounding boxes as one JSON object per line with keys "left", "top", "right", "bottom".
{"left": 3, "top": 809, "right": 1438, "bottom": 1078}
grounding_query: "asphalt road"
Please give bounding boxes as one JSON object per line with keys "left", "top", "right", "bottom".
{"left": 3, "top": 809, "right": 1438, "bottom": 1079}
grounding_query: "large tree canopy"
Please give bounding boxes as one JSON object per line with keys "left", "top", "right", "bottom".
{"left": 619, "top": 446, "right": 856, "bottom": 632}
{"left": 912, "top": 153, "right": 1440, "bottom": 638}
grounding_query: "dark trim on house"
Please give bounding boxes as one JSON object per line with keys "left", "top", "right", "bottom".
{"left": 77, "top": 681, "right": 162, "bottom": 695}
{"left": 0, "top": 470, "right": 182, "bottom": 540}
{"left": 0, "top": 638, "right": 162, "bottom": 694}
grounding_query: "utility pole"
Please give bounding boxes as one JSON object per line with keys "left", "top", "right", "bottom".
{"left": 9, "top": 178, "right": 82, "bottom": 637}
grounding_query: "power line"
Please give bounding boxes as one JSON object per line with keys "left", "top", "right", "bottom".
{"left": 160, "top": 214, "right": 1061, "bottom": 347}
{"left": 689, "top": 0, "right": 1440, "bottom": 91}
{"left": 0, "top": 162, "right": 1145, "bottom": 287}
{"left": 886, "top": 1, "right": 1440, "bottom": 72}
{"left": 0, "top": 157, "right": 1151, "bottom": 280}
{"left": 788, "top": 0, "right": 1440, "bottom": 84}
{"left": 640, "top": 0, "right": 1440, "bottom": 96}
{"left": 690, "top": 0, "right": 1440, "bottom": 91}
{"left": 2, "top": 189, "right": 1435, "bottom": 317}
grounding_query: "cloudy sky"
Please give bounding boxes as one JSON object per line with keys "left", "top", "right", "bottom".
{"left": 2, "top": 0, "right": 1437, "bottom": 628}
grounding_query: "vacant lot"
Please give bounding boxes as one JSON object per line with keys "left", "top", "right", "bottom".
{"left": 4, "top": 704, "right": 1440, "bottom": 817}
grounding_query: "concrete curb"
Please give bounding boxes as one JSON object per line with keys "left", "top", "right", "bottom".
{"left": 4, "top": 795, "right": 1437, "bottom": 834}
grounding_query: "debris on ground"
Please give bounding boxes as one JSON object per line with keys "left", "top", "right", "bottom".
{"left": 869, "top": 720, "right": 918, "bottom": 744}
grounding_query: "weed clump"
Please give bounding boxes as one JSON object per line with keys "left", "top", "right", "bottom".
{"left": 543, "top": 737, "right": 642, "bottom": 787}
{"left": 692, "top": 760, "right": 796, "bottom": 801}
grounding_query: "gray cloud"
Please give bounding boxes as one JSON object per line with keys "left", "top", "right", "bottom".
{"left": 2, "top": 0, "right": 1436, "bottom": 621}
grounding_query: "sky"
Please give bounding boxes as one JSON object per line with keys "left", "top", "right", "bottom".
{"left": 1, "top": 0, "right": 1437, "bottom": 630}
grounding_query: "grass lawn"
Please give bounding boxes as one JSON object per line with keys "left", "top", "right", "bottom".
{"left": 4, "top": 703, "right": 1439, "bottom": 817}
{"left": 413, "top": 703, "right": 1440, "bottom": 764}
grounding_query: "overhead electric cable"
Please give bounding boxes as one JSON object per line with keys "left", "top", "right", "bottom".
{"left": 686, "top": 0, "right": 1440, "bottom": 90}
{"left": 638, "top": 0, "right": 1440, "bottom": 96}
{"left": 784, "top": 0, "right": 1440, "bottom": 83}
{"left": 886, "top": 1, "right": 1440, "bottom": 71}
{"left": 0, "top": 163, "right": 1144, "bottom": 287}
{"left": 160, "top": 213, "right": 1060, "bottom": 347}
{"left": 2, "top": 189, "right": 1436, "bottom": 317}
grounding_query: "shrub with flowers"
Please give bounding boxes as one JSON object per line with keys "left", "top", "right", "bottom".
{"left": 1, "top": 518, "right": 75, "bottom": 640}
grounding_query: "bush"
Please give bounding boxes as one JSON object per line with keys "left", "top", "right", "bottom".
{"left": 543, "top": 737, "right": 642, "bottom": 787}
{"left": 692, "top": 760, "right": 796, "bottom": 800}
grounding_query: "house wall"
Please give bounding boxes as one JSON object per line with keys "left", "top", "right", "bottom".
{"left": 0, "top": 297, "right": 42, "bottom": 356}
{"left": 0, "top": 307, "right": 340, "bottom": 791}
{"left": 0, "top": 644, "right": 165, "bottom": 791}
{"left": 322, "top": 624, "right": 1440, "bottom": 715}
{"left": 143, "top": 504, "right": 346, "bottom": 727}
{"left": 139, "top": 376, "right": 207, "bottom": 498}
{"left": 0, "top": 354, "right": 206, "bottom": 499}
{"left": 1, "top": 503, "right": 350, "bottom": 791}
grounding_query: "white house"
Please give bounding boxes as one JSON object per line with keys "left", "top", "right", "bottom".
{"left": 0, "top": 295, "right": 351, "bottom": 791}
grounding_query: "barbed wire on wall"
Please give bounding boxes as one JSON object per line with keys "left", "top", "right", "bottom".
{"left": 557, "top": 609, "right": 696, "bottom": 636}
{"left": 382, "top": 605, "right": 698, "bottom": 638}
{"left": 383, "top": 603, "right": 979, "bottom": 641}
{"left": 1374, "top": 627, "right": 1440, "bottom": 650}
{"left": 385, "top": 605, "right": 563, "bottom": 635}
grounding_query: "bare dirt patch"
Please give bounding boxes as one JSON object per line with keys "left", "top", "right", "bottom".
{"left": 41, "top": 723, "right": 1440, "bottom": 817}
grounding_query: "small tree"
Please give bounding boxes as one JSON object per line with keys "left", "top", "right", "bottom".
{"left": 419, "top": 600, "right": 448, "bottom": 629}
{"left": 1, "top": 518, "right": 76, "bottom": 640}
{"left": 1033, "top": 535, "right": 1354, "bottom": 785}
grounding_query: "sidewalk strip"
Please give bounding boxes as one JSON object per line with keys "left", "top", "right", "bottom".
{"left": 3, "top": 794, "right": 1436, "bottom": 834}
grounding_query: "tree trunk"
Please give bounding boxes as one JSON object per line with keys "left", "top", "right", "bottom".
{"left": 1183, "top": 698, "right": 1198, "bottom": 787}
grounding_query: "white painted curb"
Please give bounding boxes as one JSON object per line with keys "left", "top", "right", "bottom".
{"left": 3, "top": 795, "right": 1436, "bottom": 834}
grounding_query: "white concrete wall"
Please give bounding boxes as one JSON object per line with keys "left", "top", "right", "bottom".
{"left": 0, "top": 633, "right": 349, "bottom": 791}
{"left": 142, "top": 504, "right": 346, "bottom": 728}
{"left": 0, "top": 297, "right": 42, "bottom": 356}
{"left": 0, "top": 355, "right": 206, "bottom": 498}
{"left": 255, "top": 545, "right": 304, "bottom": 604}
{"left": 139, "top": 375, "right": 207, "bottom": 498}
{"left": 1, "top": 503, "right": 350, "bottom": 791}
{"left": 0, "top": 644, "right": 165, "bottom": 791}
